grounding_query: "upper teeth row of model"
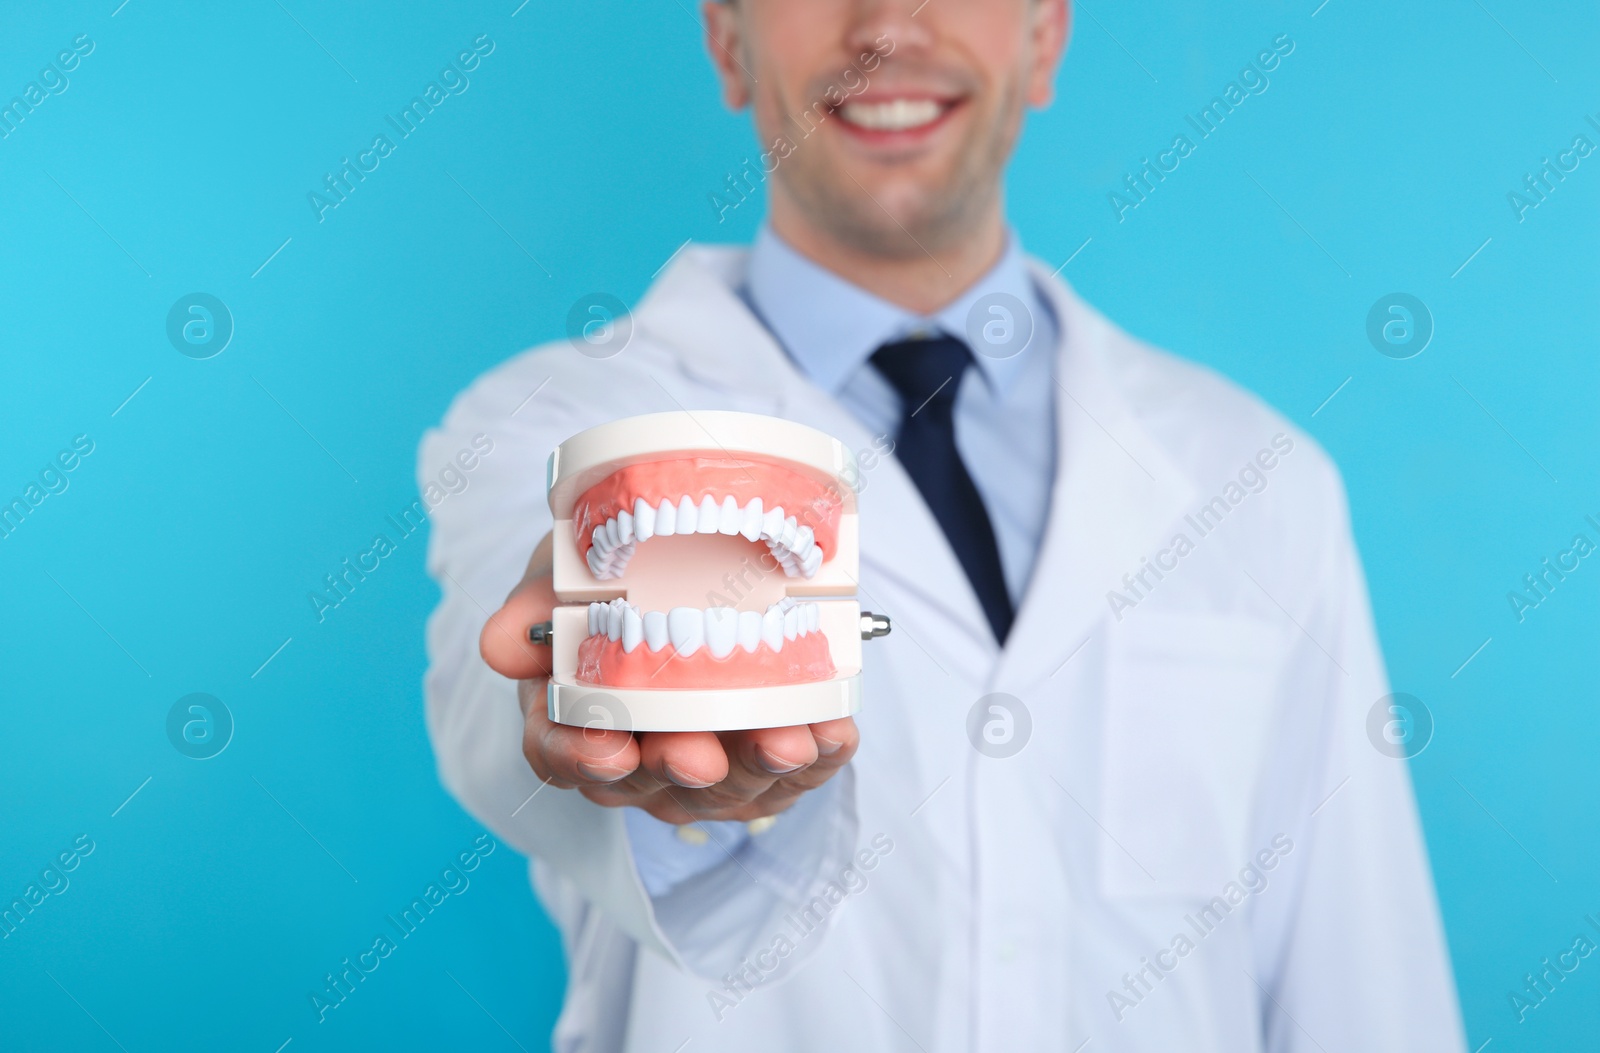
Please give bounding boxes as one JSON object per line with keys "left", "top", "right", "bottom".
{"left": 586, "top": 597, "right": 821, "bottom": 657}
{"left": 837, "top": 99, "right": 944, "bottom": 131}
{"left": 587, "top": 496, "right": 824, "bottom": 581}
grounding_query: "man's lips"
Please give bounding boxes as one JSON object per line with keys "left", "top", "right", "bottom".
{"left": 830, "top": 95, "right": 964, "bottom": 144}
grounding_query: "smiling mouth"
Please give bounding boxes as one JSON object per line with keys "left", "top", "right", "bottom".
{"left": 835, "top": 97, "right": 955, "bottom": 132}
{"left": 829, "top": 94, "right": 964, "bottom": 141}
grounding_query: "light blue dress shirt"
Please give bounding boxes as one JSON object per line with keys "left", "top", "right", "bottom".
{"left": 742, "top": 224, "right": 1058, "bottom": 604}
{"left": 626, "top": 225, "right": 1060, "bottom": 896}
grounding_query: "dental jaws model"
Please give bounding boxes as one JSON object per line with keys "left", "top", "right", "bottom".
{"left": 537, "top": 410, "right": 890, "bottom": 732}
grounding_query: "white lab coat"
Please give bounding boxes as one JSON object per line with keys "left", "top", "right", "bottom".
{"left": 419, "top": 246, "right": 1465, "bottom": 1052}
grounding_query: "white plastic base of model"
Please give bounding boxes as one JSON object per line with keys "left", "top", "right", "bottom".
{"left": 548, "top": 675, "right": 861, "bottom": 733}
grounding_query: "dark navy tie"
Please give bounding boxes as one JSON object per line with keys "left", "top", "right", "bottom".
{"left": 871, "top": 335, "right": 1014, "bottom": 644}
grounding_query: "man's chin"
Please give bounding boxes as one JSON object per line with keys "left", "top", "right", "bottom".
{"left": 828, "top": 175, "right": 986, "bottom": 255}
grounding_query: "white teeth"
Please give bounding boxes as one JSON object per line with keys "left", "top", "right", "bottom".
{"left": 668, "top": 606, "right": 704, "bottom": 656}
{"left": 761, "top": 607, "right": 785, "bottom": 652}
{"left": 752, "top": 504, "right": 825, "bottom": 579}
{"left": 589, "top": 599, "right": 822, "bottom": 655}
{"left": 587, "top": 530, "right": 634, "bottom": 580}
{"left": 737, "top": 610, "right": 762, "bottom": 653}
{"left": 718, "top": 495, "right": 742, "bottom": 535}
{"left": 696, "top": 494, "right": 719, "bottom": 534}
{"left": 839, "top": 98, "right": 944, "bottom": 132}
{"left": 643, "top": 610, "right": 668, "bottom": 652}
{"left": 704, "top": 607, "right": 738, "bottom": 658}
{"left": 633, "top": 498, "right": 655, "bottom": 542}
{"left": 585, "top": 493, "right": 828, "bottom": 583}
{"left": 740, "top": 498, "right": 763, "bottom": 542}
{"left": 622, "top": 605, "right": 643, "bottom": 653}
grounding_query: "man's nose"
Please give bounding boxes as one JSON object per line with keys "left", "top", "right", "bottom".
{"left": 844, "top": 0, "right": 935, "bottom": 58}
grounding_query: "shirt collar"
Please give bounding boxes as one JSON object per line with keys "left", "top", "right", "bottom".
{"left": 741, "top": 224, "right": 1049, "bottom": 397}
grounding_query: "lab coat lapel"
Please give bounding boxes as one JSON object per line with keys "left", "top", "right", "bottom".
{"left": 635, "top": 246, "right": 995, "bottom": 656}
{"left": 992, "top": 267, "right": 1197, "bottom": 694}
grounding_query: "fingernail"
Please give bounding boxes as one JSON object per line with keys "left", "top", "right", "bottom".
{"left": 815, "top": 735, "right": 844, "bottom": 756}
{"left": 664, "top": 763, "right": 715, "bottom": 789}
{"left": 576, "top": 762, "right": 629, "bottom": 783}
{"left": 755, "top": 747, "right": 804, "bottom": 775}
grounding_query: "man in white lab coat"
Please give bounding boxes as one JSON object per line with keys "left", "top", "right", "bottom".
{"left": 419, "top": 1, "right": 1465, "bottom": 1049}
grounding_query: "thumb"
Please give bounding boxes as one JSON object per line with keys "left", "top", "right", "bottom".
{"left": 479, "top": 532, "right": 556, "bottom": 680}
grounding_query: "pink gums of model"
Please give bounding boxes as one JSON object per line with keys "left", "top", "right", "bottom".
{"left": 575, "top": 624, "right": 834, "bottom": 689}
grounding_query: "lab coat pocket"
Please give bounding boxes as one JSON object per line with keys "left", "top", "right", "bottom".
{"left": 1098, "top": 611, "right": 1290, "bottom": 900}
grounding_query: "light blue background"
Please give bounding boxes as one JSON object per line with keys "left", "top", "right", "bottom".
{"left": 2, "top": 1, "right": 1596, "bottom": 1049}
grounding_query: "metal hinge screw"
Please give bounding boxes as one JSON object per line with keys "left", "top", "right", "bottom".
{"left": 860, "top": 611, "right": 892, "bottom": 640}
